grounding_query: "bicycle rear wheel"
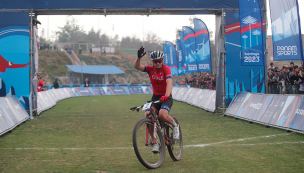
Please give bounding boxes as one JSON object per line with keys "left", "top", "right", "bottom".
{"left": 166, "top": 115, "right": 183, "bottom": 161}
{"left": 132, "top": 118, "right": 166, "bottom": 169}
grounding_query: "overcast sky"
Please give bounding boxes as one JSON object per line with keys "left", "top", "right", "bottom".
{"left": 37, "top": 0, "right": 304, "bottom": 43}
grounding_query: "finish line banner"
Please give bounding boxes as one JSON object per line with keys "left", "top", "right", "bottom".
{"left": 269, "top": 0, "right": 303, "bottom": 61}
{"left": 239, "top": 0, "right": 264, "bottom": 66}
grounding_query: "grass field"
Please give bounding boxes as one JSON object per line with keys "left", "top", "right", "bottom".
{"left": 0, "top": 95, "right": 304, "bottom": 172}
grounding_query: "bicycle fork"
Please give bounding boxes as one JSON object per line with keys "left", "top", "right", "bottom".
{"left": 145, "top": 118, "right": 158, "bottom": 145}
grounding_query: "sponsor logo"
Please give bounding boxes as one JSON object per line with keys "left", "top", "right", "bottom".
{"left": 249, "top": 102, "right": 263, "bottom": 110}
{"left": 199, "top": 64, "right": 210, "bottom": 69}
{"left": 170, "top": 47, "right": 173, "bottom": 65}
{"left": 14, "top": 104, "right": 21, "bottom": 110}
{"left": 244, "top": 52, "right": 260, "bottom": 63}
{"left": 178, "top": 50, "right": 182, "bottom": 61}
{"left": 188, "top": 65, "right": 197, "bottom": 71}
{"left": 277, "top": 46, "right": 297, "bottom": 56}
{"left": 296, "top": 109, "right": 304, "bottom": 116}
{"left": 152, "top": 75, "right": 164, "bottom": 80}
{"left": 80, "top": 90, "right": 89, "bottom": 93}
{"left": 114, "top": 89, "right": 123, "bottom": 92}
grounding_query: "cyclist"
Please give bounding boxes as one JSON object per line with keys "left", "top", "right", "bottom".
{"left": 134, "top": 46, "right": 179, "bottom": 152}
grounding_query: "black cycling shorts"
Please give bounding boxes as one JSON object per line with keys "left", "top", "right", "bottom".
{"left": 146, "top": 94, "right": 173, "bottom": 115}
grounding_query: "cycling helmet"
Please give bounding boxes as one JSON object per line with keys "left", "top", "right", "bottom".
{"left": 150, "top": 50, "right": 164, "bottom": 61}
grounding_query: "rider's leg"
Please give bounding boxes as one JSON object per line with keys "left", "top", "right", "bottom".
{"left": 158, "top": 109, "right": 174, "bottom": 124}
{"left": 145, "top": 111, "right": 154, "bottom": 136}
{"left": 159, "top": 109, "right": 179, "bottom": 140}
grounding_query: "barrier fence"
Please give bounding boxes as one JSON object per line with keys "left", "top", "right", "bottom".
{"left": 172, "top": 87, "right": 216, "bottom": 112}
{"left": 3, "top": 86, "right": 304, "bottom": 137}
{"left": 225, "top": 92, "right": 304, "bottom": 134}
{"left": 37, "top": 86, "right": 154, "bottom": 115}
{"left": 0, "top": 96, "right": 29, "bottom": 136}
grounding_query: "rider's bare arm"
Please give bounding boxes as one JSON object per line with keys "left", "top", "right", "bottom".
{"left": 165, "top": 78, "right": 172, "bottom": 96}
{"left": 134, "top": 58, "right": 145, "bottom": 72}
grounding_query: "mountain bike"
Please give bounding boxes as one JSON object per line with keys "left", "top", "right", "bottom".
{"left": 130, "top": 99, "right": 183, "bottom": 169}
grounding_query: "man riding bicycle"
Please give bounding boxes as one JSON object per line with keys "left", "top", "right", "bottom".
{"left": 134, "top": 46, "right": 179, "bottom": 153}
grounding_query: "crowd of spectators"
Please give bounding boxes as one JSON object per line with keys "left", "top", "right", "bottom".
{"left": 182, "top": 72, "right": 216, "bottom": 90}
{"left": 267, "top": 61, "right": 304, "bottom": 94}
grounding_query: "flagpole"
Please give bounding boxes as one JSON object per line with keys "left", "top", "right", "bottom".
{"left": 263, "top": 0, "right": 268, "bottom": 94}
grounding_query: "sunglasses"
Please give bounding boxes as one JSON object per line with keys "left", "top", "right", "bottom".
{"left": 152, "top": 60, "right": 163, "bottom": 64}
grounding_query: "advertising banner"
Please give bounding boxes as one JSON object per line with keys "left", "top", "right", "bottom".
{"left": 199, "top": 90, "right": 215, "bottom": 111}
{"left": 189, "top": 89, "right": 201, "bottom": 105}
{"left": 176, "top": 39, "right": 186, "bottom": 75}
{"left": 183, "top": 26, "right": 198, "bottom": 73}
{"left": 0, "top": 102, "right": 14, "bottom": 134}
{"left": 269, "top": 0, "right": 303, "bottom": 61}
{"left": 0, "top": 12, "right": 30, "bottom": 109}
{"left": 185, "top": 88, "right": 197, "bottom": 104}
{"left": 204, "top": 90, "right": 216, "bottom": 112}
{"left": 142, "top": 86, "right": 153, "bottom": 94}
{"left": 0, "top": 99, "right": 19, "bottom": 125}
{"left": 7, "top": 97, "right": 29, "bottom": 121}
{"left": 193, "top": 18, "right": 212, "bottom": 72}
{"left": 75, "top": 88, "right": 92, "bottom": 96}
{"left": 107, "top": 87, "right": 130, "bottom": 95}
{"left": 287, "top": 96, "right": 304, "bottom": 131}
{"left": 193, "top": 89, "right": 208, "bottom": 107}
{"left": 275, "top": 96, "right": 299, "bottom": 127}
{"left": 240, "top": 94, "right": 268, "bottom": 120}
{"left": 180, "top": 88, "right": 191, "bottom": 102}
{"left": 165, "top": 41, "right": 178, "bottom": 76}
{"left": 179, "top": 31, "right": 188, "bottom": 74}
{"left": 226, "top": 92, "right": 249, "bottom": 116}
{"left": 239, "top": 0, "right": 264, "bottom": 66}
{"left": 129, "top": 86, "right": 144, "bottom": 94}
{"left": 225, "top": 11, "right": 265, "bottom": 106}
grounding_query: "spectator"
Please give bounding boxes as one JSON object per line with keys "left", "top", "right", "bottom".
{"left": 268, "top": 62, "right": 275, "bottom": 70}
{"left": 37, "top": 75, "right": 44, "bottom": 92}
{"left": 272, "top": 72, "right": 280, "bottom": 94}
{"left": 290, "top": 62, "right": 294, "bottom": 67}
{"left": 299, "top": 68, "right": 304, "bottom": 94}
{"left": 79, "top": 47, "right": 82, "bottom": 55}
{"left": 53, "top": 78, "right": 59, "bottom": 89}
{"left": 69, "top": 47, "right": 72, "bottom": 55}
{"left": 84, "top": 77, "right": 90, "bottom": 87}
{"left": 291, "top": 69, "right": 300, "bottom": 94}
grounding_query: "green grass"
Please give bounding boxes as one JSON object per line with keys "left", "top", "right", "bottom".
{"left": 0, "top": 95, "right": 304, "bottom": 172}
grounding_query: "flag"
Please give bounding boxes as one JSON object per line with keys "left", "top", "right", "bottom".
{"left": 269, "top": 0, "right": 303, "bottom": 61}
{"left": 177, "top": 39, "right": 186, "bottom": 75}
{"left": 183, "top": 26, "right": 197, "bottom": 73}
{"left": 193, "top": 18, "right": 212, "bottom": 72}
{"left": 164, "top": 41, "right": 178, "bottom": 76}
{"left": 239, "top": 0, "right": 264, "bottom": 66}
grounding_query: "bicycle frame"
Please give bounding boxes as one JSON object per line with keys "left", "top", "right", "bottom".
{"left": 145, "top": 105, "right": 172, "bottom": 146}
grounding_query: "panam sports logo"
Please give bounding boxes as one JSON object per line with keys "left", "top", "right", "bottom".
{"left": 249, "top": 102, "right": 263, "bottom": 110}
{"left": 277, "top": 46, "right": 297, "bottom": 56}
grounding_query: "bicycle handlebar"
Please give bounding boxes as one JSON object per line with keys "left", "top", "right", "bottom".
{"left": 130, "top": 95, "right": 171, "bottom": 112}
{"left": 130, "top": 100, "right": 162, "bottom": 112}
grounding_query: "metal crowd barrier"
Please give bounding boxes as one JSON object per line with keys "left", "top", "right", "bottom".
{"left": 0, "top": 96, "right": 29, "bottom": 136}
{"left": 225, "top": 92, "right": 304, "bottom": 134}
{"left": 172, "top": 87, "right": 216, "bottom": 112}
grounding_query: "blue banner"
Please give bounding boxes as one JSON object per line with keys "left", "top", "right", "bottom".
{"left": 179, "top": 31, "right": 188, "bottom": 74}
{"left": 239, "top": 0, "right": 264, "bottom": 66}
{"left": 165, "top": 41, "right": 178, "bottom": 76}
{"left": 0, "top": 12, "right": 30, "bottom": 109}
{"left": 183, "top": 26, "right": 198, "bottom": 73}
{"left": 225, "top": 11, "right": 265, "bottom": 106}
{"left": 193, "top": 19, "right": 212, "bottom": 72}
{"left": 176, "top": 39, "right": 186, "bottom": 75}
{"left": 269, "top": 0, "right": 303, "bottom": 61}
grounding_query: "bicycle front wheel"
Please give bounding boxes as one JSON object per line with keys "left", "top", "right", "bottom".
{"left": 166, "top": 115, "right": 183, "bottom": 161}
{"left": 132, "top": 118, "right": 166, "bottom": 169}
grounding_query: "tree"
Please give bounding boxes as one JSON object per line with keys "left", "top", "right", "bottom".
{"left": 55, "top": 17, "right": 86, "bottom": 42}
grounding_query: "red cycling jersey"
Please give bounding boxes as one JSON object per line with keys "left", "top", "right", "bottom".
{"left": 144, "top": 65, "right": 172, "bottom": 95}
